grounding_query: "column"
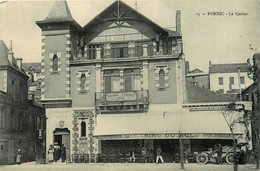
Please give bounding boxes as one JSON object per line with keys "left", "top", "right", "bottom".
{"left": 142, "top": 44, "right": 148, "bottom": 57}
{"left": 143, "top": 61, "right": 149, "bottom": 97}
{"left": 84, "top": 45, "right": 88, "bottom": 59}
{"left": 128, "top": 42, "right": 135, "bottom": 57}
{"left": 96, "top": 48, "right": 101, "bottom": 60}
{"left": 104, "top": 43, "right": 111, "bottom": 59}
{"left": 95, "top": 64, "right": 101, "bottom": 93}
{"left": 120, "top": 70, "right": 124, "bottom": 91}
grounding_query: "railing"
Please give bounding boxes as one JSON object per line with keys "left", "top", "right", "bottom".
{"left": 75, "top": 41, "right": 177, "bottom": 60}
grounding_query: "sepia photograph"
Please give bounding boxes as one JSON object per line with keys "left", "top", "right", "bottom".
{"left": 0, "top": 0, "right": 260, "bottom": 170}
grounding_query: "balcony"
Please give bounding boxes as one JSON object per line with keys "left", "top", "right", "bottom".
{"left": 95, "top": 90, "right": 149, "bottom": 113}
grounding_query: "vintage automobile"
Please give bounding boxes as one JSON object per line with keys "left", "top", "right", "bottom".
{"left": 196, "top": 143, "right": 247, "bottom": 165}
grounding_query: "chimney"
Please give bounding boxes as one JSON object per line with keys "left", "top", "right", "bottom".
{"left": 16, "top": 58, "right": 23, "bottom": 69}
{"left": 7, "top": 40, "right": 14, "bottom": 64}
{"left": 176, "top": 10, "right": 181, "bottom": 34}
{"left": 209, "top": 60, "right": 212, "bottom": 67}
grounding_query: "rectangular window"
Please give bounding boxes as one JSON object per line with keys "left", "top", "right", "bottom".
{"left": 229, "top": 77, "right": 234, "bottom": 85}
{"left": 104, "top": 70, "right": 120, "bottom": 92}
{"left": 218, "top": 77, "right": 223, "bottom": 85}
{"left": 240, "top": 76, "right": 245, "bottom": 84}
{"left": 111, "top": 77, "right": 120, "bottom": 92}
{"left": 0, "top": 145, "right": 3, "bottom": 151}
{"left": 133, "top": 75, "right": 141, "bottom": 91}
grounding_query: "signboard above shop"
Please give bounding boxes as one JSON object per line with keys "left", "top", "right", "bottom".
{"left": 106, "top": 92, "right": 137, "bottom": 101}
{"left": 94, "top": 133, "right": 243, "bottom": 140}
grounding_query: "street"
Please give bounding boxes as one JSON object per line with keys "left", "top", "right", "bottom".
{"left": 0, "top": 163, "right": 258, "bottom": 171}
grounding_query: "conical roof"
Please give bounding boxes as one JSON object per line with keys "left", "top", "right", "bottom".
{"left": 0, "top": 40, "right": 10, "bottom": 67}
{"left": 43, "top": 0, "right": 74, "bottom": 22}
{"left": 36, "top": 0, "right": 82, "bottom": 31}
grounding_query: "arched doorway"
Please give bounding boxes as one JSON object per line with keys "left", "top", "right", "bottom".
{"left": 53, "top": 128, "right": 70, "bottom": 160}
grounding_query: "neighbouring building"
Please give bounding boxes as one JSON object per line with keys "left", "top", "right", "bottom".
{"left": 23, "top": 63, "right": 42, "bottom": 102}
{"left": 241, "top": 53, "right": 260, "bottom": 152}
{"left": 36, "top": 0, "right": 251, "bottom": 163}
{"left": 186, "top": 69, "right": 209, "bottom": 89}
{"left": 209, "top": 61, "right": 253, "bottom": 96}
{"left": 0, "top": 40, "right": 46, "bottom": 164}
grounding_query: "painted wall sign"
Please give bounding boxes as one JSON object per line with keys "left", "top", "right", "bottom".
{"left": 95, "top": 133, "right": 242, "bottom": 140}
{"left": 106, "top": 92, "right": 137, "bottom": 101}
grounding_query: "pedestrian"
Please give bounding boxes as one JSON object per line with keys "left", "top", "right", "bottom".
{"left": 54, "top": 142, "right": 60, "bottom": 162}
{"left": 216, "top": 144, "right": 222, "bottom": 165}
{"left": 47, "top": 145, "right": 54, "bottom": 163}
{"left": 61, "top": 144, "right": 66, "bottom": 163}
{"left": 129, "top": 148, "right": 136, "bottom": 162}
{"left": 156, "top": 146, "right": 164, "bottom": 164}
{"left": 16, "top": 149, "right": 22, "bottom": 164}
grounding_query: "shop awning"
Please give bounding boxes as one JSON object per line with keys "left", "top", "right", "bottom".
{"left": 93, "top": 110, "right": 243, "bottom": 140}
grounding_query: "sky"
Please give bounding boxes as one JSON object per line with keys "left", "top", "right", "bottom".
{"left": 0, "top": 0, "right": 260, "bottom": 72}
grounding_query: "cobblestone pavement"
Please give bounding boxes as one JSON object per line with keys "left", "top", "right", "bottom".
{"left": 0, "top": 162, "right": 258, "bottom": 171}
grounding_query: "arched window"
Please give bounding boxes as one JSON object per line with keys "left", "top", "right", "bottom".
{"left": 53, "top": 55, "right": 58, "bottom": 72}
{"left": 159, "top": 69, "right": 165, "bottom": 88}
{"left": 81, "top": 121, "right": 86, "bottom": 137}
{"left": 80, "top": 74, "right": 86, "bottom": 91}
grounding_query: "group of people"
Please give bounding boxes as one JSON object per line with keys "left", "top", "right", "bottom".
{"left": 47, "top": 143, "right": 66, "bottom": 163}
{"left": 129, "top": 146, "right": 164, "bottom": 164}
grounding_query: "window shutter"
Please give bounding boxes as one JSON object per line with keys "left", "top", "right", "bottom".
{"left": 104, "top": 76, "right": 111, "bottom": 93}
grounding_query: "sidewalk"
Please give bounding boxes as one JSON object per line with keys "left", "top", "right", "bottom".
{"left": 2, "top": 162, "right": 258, "bottom": 171}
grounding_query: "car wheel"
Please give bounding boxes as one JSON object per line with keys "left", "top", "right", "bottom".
{"left": 196, "top": 153, "right": 208, "bottom": 165}
{"left": 226, "top": 153, "right": 234, "bottom": 165}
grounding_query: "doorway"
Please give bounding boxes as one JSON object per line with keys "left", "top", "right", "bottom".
{"left": 53, "top": 128, "right": 70, "bottom": 158}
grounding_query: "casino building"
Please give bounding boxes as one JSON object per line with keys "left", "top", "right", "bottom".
{"left": 36, "top": 0, "right": 251, "bottom": 162}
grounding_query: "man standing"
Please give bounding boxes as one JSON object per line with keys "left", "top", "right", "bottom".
{"left": 217, "top": 144, "right": 223, "bottom": 165}
{"left": 156, "top": 146, "right": 164, "bottom": 164}
{"left": 61, "top": 144, "right": 66, "bottom": 163}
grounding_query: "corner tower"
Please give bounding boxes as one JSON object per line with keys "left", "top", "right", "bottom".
{"left": 36, "top": 1, "right": 82, "bottom": 107}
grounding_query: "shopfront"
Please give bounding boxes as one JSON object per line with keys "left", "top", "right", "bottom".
{"left": 94, "top": 111, "right": 244, "bottom": 163}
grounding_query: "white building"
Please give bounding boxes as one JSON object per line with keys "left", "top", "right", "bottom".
{"left": 209, "top": 61, "right": 253, "bottom": 95}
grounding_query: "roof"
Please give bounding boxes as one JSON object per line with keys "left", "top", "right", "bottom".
{"left": 209, "top": 63, "right": 249, "bottom": 74}
{"left": 83, "top": 0, "right": 174, "bottom": 36}
{"left": 0, "top": 40, "right": 20, "bottom": 70}
{"left": 36, "top": 1, "right": 82, "bottom": 30}
{"left": 23, "top": 62, "right": 41, "bottom": 73}
{"left": 44, "top": 0, "right": 73, "bottom": 22}
{"left": 0, "top": 40, "right": 9, "bottom": 67}
{"left": 189, "top": 69, "right": 204, "bottom": 74}
{"left": 94, "top": 111, "right": 241, "bottom": 138}
{"left": 186, "top": 79, "right": 234, "bottom": 103}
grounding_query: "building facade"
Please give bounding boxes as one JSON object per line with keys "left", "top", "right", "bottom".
{"left": 186, "top": 69, "right": 209, "bottom": 89}
{"left": 37, "top": 1, "right": 250, "bottom": 163}
{"left": 209, "top": 61, "right": 253, "bottom": 95}
{"left": 0, "top": 40, "right": 46, "bottom": 164}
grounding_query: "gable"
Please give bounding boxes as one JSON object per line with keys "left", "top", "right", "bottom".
{"left": 83, "top": 1, "right": 168, "bottom": 44}
{"left": 90, "top": 23, "right": 149, "bottom": 43}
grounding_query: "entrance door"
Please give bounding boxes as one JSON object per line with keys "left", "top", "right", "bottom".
{"left": 53, "top": 128, "right": 70, "bottom": 159}
{"left": 62, "top": 134, "right": 70, "bottom": 157}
